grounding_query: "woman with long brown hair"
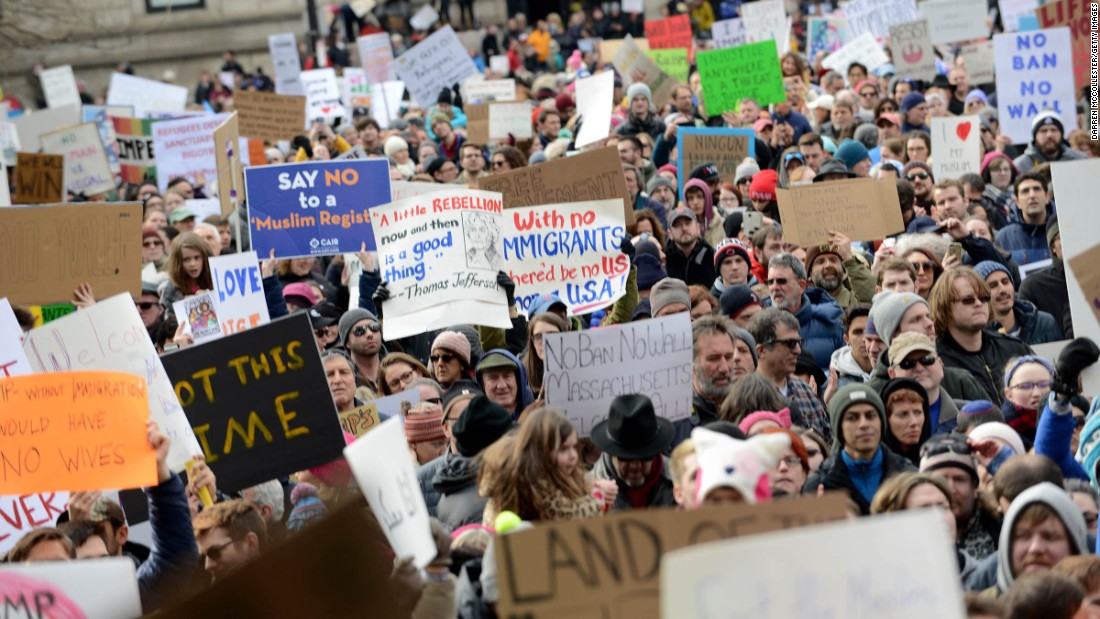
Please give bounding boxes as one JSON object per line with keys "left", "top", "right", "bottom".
{"left": 523, "top": 312, "right": 569, "bottom": 399}
{"left": 161, "top": 232, "right": 214, "bottom": 314}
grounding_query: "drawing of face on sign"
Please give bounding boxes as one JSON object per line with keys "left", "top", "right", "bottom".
{"left": 463, "top": 211, "right": 501, "bottom": 271}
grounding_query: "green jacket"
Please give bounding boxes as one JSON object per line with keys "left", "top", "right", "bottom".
{"left": 828, "top": 256, "right": 876, "bottom": 311}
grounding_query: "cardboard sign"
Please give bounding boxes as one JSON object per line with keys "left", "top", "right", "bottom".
{"left": 574, "top": 70, "right": 615, "bottom": 149}
{"left": 611, "top": 35, "right": 677, "bottom": 107}
{"left": 465, "top": 103, "right": 489, "bottom": 144}
{"left": 0, "top": 558, "right": 142, "bottom": 618}
{"left": 1001, "top": 0, "right": 1041, "bottom": 31}
{"left": 269, "top": 32, "right": 304, "bottom": 96}
{"left": 993, "top": 27, "right": 1077, "bottom": 143}
{"left": 711, "top": 18, "right": 748, "bottom": 49}
{"left": 495, "top": 495, "right": 848, "bottom": 619}
{"left": 0, "top": 298, "right": 31, "bottom": 378}
{"left": 0, "top": 491, "right": 68, "bottom": 554}
{"left": 161, "top": 313, "right": 347, "bottom": 493}
{"left": 478, "top": 146, "right": 634, "bottom": 225}
{"left": 645, "top": 48, "right": 690, "bottom": 83}
{"left": 843, "top": 0, "right": 921, "bottom": 39}
{"left": 599, "top": 37, "right": 649, "bottom": 61}
{"left": 776, "top": 178, "right": 904, "bottom": 245}
{"left": 931, "top": 116, "right": 982, "bottom": 180}
{"left": 233, "top": 90, "right": 307, "bottom": 142}
{"left": 464, "top": 78, "right": 517, "bottom": 102}
{"left": 212, "top": 113, "right": 242, "bottom": 220}
{"left": 958, "top": 40, "right": 997, "bottom": 84}
{"left": 696, "top": 41, "right": 786, "bottom": 115}
{"left": 245, "top": 159, "right": 392, "bottom": 258}
{"left": 645, "top": 14, "right": 693, "bottom": 56}
{"left": 489, "top": 101, "right": 532, "bottom": 139}
{"left": 742, "top": 0, "right": 791, "bottom": 54}
{"left": 394, "top": 25, "right": 480, "bottom": 108}
{"left": 10, "top": 103, "right": 80, "bottom": 152}
{"left": 807, "top": 17, "right": 850, "bottom": 60}
{"left": 14, "top": 152, "right": 64, "bottom": 204}
{"left": 40, "top": 122, "right": 115, "bottom": 196}
{"left": 1054, "top": 160, "right": 1100, "bottom": 393}
{"left": 344, "top": 416, "right": 437, "bottom": 568}
{"left": 371, "top": 188, "right": 512, "bottom": 340}
{"left": 106, "top": 73, "right": 187, "bottom": 118}
{"left": 40, "top": 65, "right": 81, "bottom": 109}
{"left": 0, "top": 371, "right": 157, "bottom": 493}
{"left": 300, "top": 69, "right": 345, "bottom": 124}
{"left": 1036, "top": 0, "right": 1096, "bottom": 90}
{"left": 357, "top": 32, "right": 397, "bottom": 84}
{"left": 338, "top": 404, "right": 382, "bottom": 438}
{"left": 822, "top": 32, "right": 891, "bottom": 74}
{"left": 660, "top": 511, "right": 965, "bottom": 619}
{"left": 209, "top": 251, "right": 272, "bottom": 336}
{"left": 920, "top": 0, "right": 989, "bottom": 45}
{"left": 677, "top": 127, "right": 756, "bottom": 200}
{"left": 152, "top": 113, "right": 232, "bottom": 194}
{"left": 112, "top": 116, "right": 157, "bottom": 184}
{"left": 503, "top": 199, "right": 630, "bottom": 316}
{"left": 890, "top": 20, "right": 938, "bottom": 81}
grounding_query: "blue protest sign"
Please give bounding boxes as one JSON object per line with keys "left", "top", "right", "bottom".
{"left": 245, "top": 159, "right": 392, "bottom": 258}
{"left": 993, "top": 27, "right": 1077, "bottom": 144}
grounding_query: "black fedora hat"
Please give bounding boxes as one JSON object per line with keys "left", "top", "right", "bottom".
{"left": 590, "top": 394, "right": 675, "bottom": 460}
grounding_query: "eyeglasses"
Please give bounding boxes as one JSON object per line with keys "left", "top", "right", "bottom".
{"left": 203, "top": 539, "right": 237, "bottom": 562}
{"left": 955, "top": 295, "right": 991, "bottom": 307}
{"left": 1009, "top": 380, "right": 1051, "bottom": 392}
{"left": 136, "top": 302, "right": 157, "bottom": 310}
{"left": 920, "top": 437, "right": 971, "bottom": 459}
{"left": 765, "top": 277, "right": 791, "bottom": 286}
{"left": 430, "top": 353, "right": 456, "bottom": 364}
{"left": 768, "top": 337, "right": 803, "bottom": 350}
{"left": 387, "top": 369, "right": 416, "bottom": 390}
{"left": 910, "top": 260, "right": 935, "bottom": 272}
{"left": 896, "top": 354, "right": 936, "bottom": 370}
{"left": 906, "top": 172, "right": 930, "bottom": 181}
{"left": 779, "top": 455, "right": 804, "bottom": 468}
{"left": 492, "top": 159, "right": 506, "bottom": 168}
{"left": 351, "top": 323, "right": 381, "bottom": 337}
{"left": 143, "top": 240, "right": 163, "bottom": 248}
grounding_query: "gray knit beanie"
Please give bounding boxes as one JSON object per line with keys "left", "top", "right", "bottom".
{"left": 869, "top": 290, "right": 928, "bottom": 347}
{"left": 338, "top": 307, "right": 378, "bottom": 345}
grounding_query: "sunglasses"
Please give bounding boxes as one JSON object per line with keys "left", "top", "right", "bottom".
{"left": 136, "top": 302, "right": 157, "bottom": 310}
{"left": 897, "top": 354, "right": 936, "bottom": 370}
{"left": 492, "top": 160, "right": 506, "bottom": 167}
{"left": 910, "top": 261, "right": 935, "bottom": 272}
{"left": 203, "top": 539, "right": 237, "bottom": 562}
{"left": 920, "top": 437, "right": 970, "bottom": 459}
{"left": 955, "top": 295, "right": 991, "bottom": 307}
{"left": 352, "top": 323, "right": 381, "bottom": 337}
{"left": 906, "top": 172, "right": 930, "bottom": 181}
{"left": 430, "top": 353, "right": 456, "bottom": 364}
{"left": 765, "top": 277, "right": 791, "bottom": 286}
{"left": 1009, "top": 380, "right": 1051, "bottom": 392}
{"left": 768, "top": 337, "right": 803, "bottom": 350}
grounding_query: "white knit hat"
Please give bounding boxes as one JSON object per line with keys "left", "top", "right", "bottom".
{"left": 968, "top": 421, "right": 1026, "bottom": 457}
{"left": 691, "top": 428, "right": 788, "bottom": 506}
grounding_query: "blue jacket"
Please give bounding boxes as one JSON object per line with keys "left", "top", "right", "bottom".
{"left": 994, "top": 203, "right": 1053, "bottom": 266}
{"left": 138, "top": 473, "right": 200, "bottom": 612}
{"left": 476, "top": 348, "right": 535, "bottom": 420}
{"left": 766, "top": 288, "right": 845, "bottom": 370}
{"left": 261, "top": 275, "right": 287, "bottom": 319}
{"left": 993, "top": 299, "right": 1063, "bottom": 346}
{"left": 1035, "top": 395, "right": 1088, "bottom": 481}
{"left": 770, "top": 110, "right": 813, "bottom": 143}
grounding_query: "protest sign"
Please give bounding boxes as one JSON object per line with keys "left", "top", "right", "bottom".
{"left": 776, "top": 178, "right": 904, "bottom": 245}
{"left": 245, "top": 159, "right": 392, "bottom": 258}
{"left": 40, "top": 122, "right": 114, "bottom": 196}
{"left": 611, "top": 35, "right": 677, "bottom": 107}
{"left": 742, "top": 0, "right": 790, "bottom": 54}
{"left": 13, "top": 152, "right": 63, "bottom": 204}
{"left": 489, "top": 55, "right": 510, "bottom": 74}
{"left": 23, "top": 294, "right": 201, "bottom": 471}
{"left": 233, "top": 90, "right": 307, "bottom": 143}
{"left": 339, "top": 386, "right": 418, "bottom": 437}
{"left": 677, "top": 127, "right": 756, "bottom": 199}
{"left": 807, "top": 17, "right": 850, "bottom": 60}
{"left": 1037, "top": 0, "right": 1095, "bottom": 90}
{"left": 931, "top": 116, "right": 981, "bottom": 180}
{"left": 343, "top": 67, "right": 373, "bottom": 111}
{"left": 357, "top": 32, "right": 397, "bottom": 84}
{"left": 338, "top": 404, "right": 382, "bottom": 438}
{"left": 409, "top": 3, "right": 439, "bottom": 30}
{"left": 0, "top": 123, "right": 20, "bottom": 167}
{"left": 269, "top": 32, "right": 304, "bottom": 96}
{"left": 574, "top": 70, "right": 615, "bottom": 149}
{"left": 1001, "top": 0, "right": 1040, "bottom": 31}
{"left": 0, "top": 371, "right": 157, "bottom": 494}
{"left": 889, "top": 20, "right": 938, "bottom": 81}
{"left": 25, "top": 303, "right": 76, "bottom": 328}
{"left": 495, "top": 494, "right": 848, "bottom": 619}
{"left": 465, "top": 103, "right": 491, "bottom": 144}
{"left": 344, "top": 416, "right": 436, "bottom": 568}
{"left": 161, "top": 313, "right": 346, "bottom": 493}
{"left": 919, "top": 0, "right": 989, "bottom": 45}
{"left": 151, "top": 112, "right": 231, "bottom": 194}
{"left": 843, "top": 0, "right": 920, "bottom": 39}
{"left": 503, "top": 199, "right": 629, "bottom": 316}
{"left": 660, "top": 511, "right": 964, "bottom": 619}
{"left": 544, "top": 313, "right": 693, "bottom": 436}
{"left": 106, "top": 72, "right": 187, "bottom": 118}
{"left": 370, "top": 80, "right": 405, "bottom": 129}
{"left": 335, "top": 146, "right": 368, "bottom": 161}
{"left": 464, "top": 78, "right": 517, "bottom": 102}
{"left": 993, "top": 27, "right": 1076, "bottom": 143}
{"left": 0, "top": 558, "right": 142, "bottom": 618}
{"left": 40, "top": 65, "right": 81, "bottom": 109}
{"left": 299, "top": 69, "right": 345, "bottom": 125}
{"left": 371, "top": 189, "right": 512, "bottom": 340}
{"left": 645, "top": 48, "right": 689, "bottom": 83}
{"left": 696, "top": 41, "right": 786, "bottom": 115}
{"left": 599, "top": 37, "right": 649, "bottom": 62}
{"left": 958, "top": 40, "right": 997, "bottom": 84}
{"left": 10, "top": 103, "right": 80, "bottom": 152}
{"left": 0, "top": 298, "right": 31, "bottom": 378}
{"left": 395, "top": 25, "right": 480, "bottom": 108}
{"left": 711, "top": 18, "right": 748, "bottom": 49}
{"left": 112, "top": 116, "right": 157, "bottom": 184}
{"left": 209, "top": 251, "right": 272, "bottom": 335}
{"left": 478, "top": 145, "right": 634, "bottom": 224}
{"left": 822, "top": 32, "right": 891, "bottom": 74}
{"left": 489, "top": 102, "right": 532, "bottom": 139}
{"left": 83, "top": 105, "right": 129, "bottom": 175}
{"left": 623, "top": 0, "right": 643, "bottom": 10}
{"left": 0, "top": 491, "right": 68, "bottom": 553}
{"left": 173, "top": 292, "right": 224, "bottom": 344}
{"left": 645, "top": 14, "right": 693, "bottom": 56}
{"left": 0, "top": 161, "right": 8, "bottom": 206}
{"left": 392, "top": 180, "right": 446, "bottom": 201}
{"left": 183, "top": 198, "right": 221, "bottom": 222}
{"left": 212, "top": 113, "right": 242, "bottom": 220}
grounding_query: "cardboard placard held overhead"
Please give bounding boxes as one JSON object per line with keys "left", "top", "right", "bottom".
{"left": 233, "top": 90, "right": 307, "bottom": 142}
{"left": 957, "top": 40, "right": 996, "bottom": 84}
{"left": 994, "top": 27, "right": 1077, "bottom": 143}
{"left": 106, "top": 72, "right": 187, "bottom": 118}
{"left": 919, "top": 0, "right": 989, "bottom": 45}
{"left": 160, "top": 313, "right": 348, "bottom": 493}
{"left": 394, "top": 25, "right": 480, "bottom": 108}
{"left": 10, "top": 103, "right": 80, "bottom": 152}
{"left": 843, "top": 0, "right": 921, "bottom": 39}
{"left": 269, "top": 32, "right": 304, "bottom": 96}
{"left": 489, "top": 102, "right": 533, "bottom": 139}
{"left": 465, "top": 103, "right": 489, "bottom": 144}
{"left": 213, "top": 113, "right": 243, "bottom": 218}
{"left": 39, "top": 65, "right": 81, "bottom": 109}
{"left": 890, "top": 20, "right": 938, "bottom": 81}
{"left": 599, "top": 37, "right": 649, "bottom": 62}
{"left": 14, "top": 152, "right": 64, "bottom": 204}
{"left": 478, "top": 146, "right": 634, "bottom": 224}
{"left": 152, "top": 113, "right": 234, "bottom": 194}
{"left": 677, "top": 127, "right": 756, "bottom": 199}
{"left": 931, "top": 115, "right": 982, "bottom": 180}
{"left": 645, "top": 14, "right": 693, "bottom": 56}
{"left": 574, "top": 70, "right": 615, "bottom": 149}
{"left": 696, "top": 41, "right": 786, "bottom": 115}
{"left": 611, "top": 35, "right": 677, "bottom": 107}
{"left": 39, "top": 122, "right": 115, "bottom": 196}
{"left": 776, "top": 178, "right": 905, "bottom": 246}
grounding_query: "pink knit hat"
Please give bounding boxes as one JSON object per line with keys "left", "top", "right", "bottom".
{"left": 431, "top": 331, "right": 472, "bottom": 366}
{"left": 738, "top": 408, "right": 792, "bottom": 435}
{"left": 308, "top": 431, "right": 356, "bottom": 487}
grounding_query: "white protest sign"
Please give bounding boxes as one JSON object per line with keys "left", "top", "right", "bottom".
{"left": 106, "top": 72, "right": 187, "bottom": 118}
{"left": 1000, "top": 0, "right": 1040, "bottom": 32}
{"left": 611, "top": 35, "right": 677, "bottom": 106}
{"left": 890, "top": 20, "right": 937, "bottom": 81}
{"left": 843, "top": 0, "right": 921, "bottom": 39}
{"left": 391, "top": 180, "right": 444, "bottom": 201}
{"left": 269, "top": 32, "right": 304, "bottom": 95}
{"left": 574, "top": 70, "right": 615, "bottom": 149}
{"left": 22, "top": 294, "right": 202, "bottom": 471}
{"left": 919, "top": 0, "right": 989, "bottom": 45}
{"left": 660, "top": 511, "right": 965, "bottom": 619}
{"left": 370, "top": 386, "right": 422, "bottom": 418}
{"left": 464, "top": 78, "right": 517, "bottom": 102}
{"left": 0, "top": 558, "right": 142, "bottom": 618}
{"left": 357, "top": 32, "right": 397, "bottom": 84}
{"left": 40, "top": 65, "right": 81, "bottom": 109}
{"left": 371, "top": 188, "right": 511, "bottom": 340}
{"left": 503, "top": 199, "right": 629, "bottom": 316}
{"left": 931, "top": 115, "right": 981, "bottom": 180}
{"left": 342, "top": 68, "right": 372, "bottom": 110}
{"left": 209, "top": 251, "right": 272, "bottom": 336}
{"left": 299, "top": 68, "right": 345, "bottom": 124}
{"left": 371, "top": 80, "right": 406, "bottom": 130}
{"left": 489, "top": 102, "right": 532, "bottom": 139}
{"left": 152, "top": 113, "right": 232, "bottom": 194}
{"left": 0, "top": 160, "right": 10, "bottom": 206}
{"left": 39, "top": 122, "right": 115, "bottom": 196}
{"left": 184, "top": 198, "right": 222, "bottom": 222}
{"left": 623, "top": 0, "right": 644, "bottom": 11}
{"left": 0, "top": 122, "right": 20, "bottom": 167}
{"left": 958, "top": 40, "right": 996, "bottom": 84}
{"left": 489, "top": 55, "right": 510, "bottom": 74}
{"left": 822, "top": 32, "right": 890, "bottom": 74}
{"left": 994, "top": 27, "right": 1076, "bottom": 143}
{"left": 409, "top": 4, "right": 440, "bottom": 30}
{"left": 0, "top": 491, "right": 69, "bottom": 554}
{"left": 742, "top": 0, "right": 790, "bottom": 54}
{"left": 1033, "top": 340, "right": 1100, "bottom": 395}
{"left": 344, "top": 416, "right": 436, "bottom": 568}
{"left": 395, "top": 25, "right": 480, "bottom": 108}
{"left": 711, "top": 18, "right": 748, "bottom": 49}
{"left": 173, "top": 292, "right": 224, "bottom": 344}
{"left": 0, "top": 298, "right": 31, "bottom": 377}
{"left": 10, "top": 103, "right": 80, "bottom": 152}
{"left": 543, "top": 313, "right": 693, "bottom": 437}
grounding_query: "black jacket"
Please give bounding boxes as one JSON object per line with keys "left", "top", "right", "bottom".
{"left": 665, "top": 237, "right": 717, "bottom": 287}
{"left": 432, "top": 453, "right": 486, "bottom": 530}
{"left": 1019, "top": 258, "right": 1072, "bottom": 338}
{"left": 936, "top": 330, "right": 1033, "bottom": 406}
{"left": 803, "top": 446, "right": 916, "bottom": 515}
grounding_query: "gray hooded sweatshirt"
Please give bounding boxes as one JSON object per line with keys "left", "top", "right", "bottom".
{"left": 995, "top": 481, "right": 1088, "bottom": 593}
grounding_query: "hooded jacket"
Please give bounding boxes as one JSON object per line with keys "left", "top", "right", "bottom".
{"left": 683, "top": 178, "right": 724, "bottom": 247}
{"left": 879, "top": 378, "right": 933, "bottom": 467}
{"left": 830, "top": 345, "right": 873, "bottom": 390}
{"left": 665, "top": 236, "right": 717, "bottom": 287}
{"left": 992, "top": 298, "right": 1063, "bottom": 346}
{"left": 995, "top": 482, "right": 1088, "bottom": 592}
{"left": 936, "top": 329, "right": 1033, "bottom": 406}
{"left": 995, "top": 202, "right": 1053, "bottom": 266}
{"left": 765, "top": 288, "right": 845, "bottom": 370}
{"left": 1019, "top": 258, "right": 1071, "bottom": 338}
{"left": 433, "top": 452, "right": 488, "bottom": 530}
{"left": 475, "top": 348, "right": 535, "bottom": 420}
{"left": 1012, "top": 140, "right": 1087, "bottom": 175}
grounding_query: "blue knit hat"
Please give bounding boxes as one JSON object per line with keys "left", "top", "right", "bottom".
{"left": 834, "top": 139, "right": 871, "bottom": 170}
{"left": 634, "top": 253, "right": 667, "bottom": 291}
{"left": 974, "top": 260, "right": 1010, "bottom": 282}
{"left": 900, "top": 92, "right": 927, "bottom": 113}
{"left": 1076, "top": 395, "right": 1100, "bottom": 488}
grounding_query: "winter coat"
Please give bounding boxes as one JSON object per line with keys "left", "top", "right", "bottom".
{"left": 616, "top": 110, "right": 666, "bottom": 141}
{"left": 829, "top": 345, "right": 872, "bottom": 390}
{"left": 592, "top": 452, "right": 677, "bottom": 510}
{"left": 672, "top": 389, "right": 723, "bottom": 448}
{"left": 991, "top": 299, "right": 1063, "bottom": 345}
{"left": 665, "top": 237, "right": 717, "bottom": 287}
{"left": 765, "top": 288, "right": 845, "bottom": 370}
{"left": 1013, "top": 141, "right": 1087, "bottom": 174}
{"left": 433, "top": 452, "right": 487, "bottom": 530}
{"left": 1034, "top": 396, "right": 1089, "bottom": 480}
{"left": 825, "top": 256, "right": 876, "bottom": 310}
{"left": 418, "top": 454, "right": 446, "bottom": 517}
{"left": 803, "top": 445, "right": 916, "bottom": 515}
{"left": 936, "top": 330, "right": 1033, "bottom": 406}
{"left": 138, "top": 473, "right": 200, "bottom": 613}
{"left": 475, "top": 348, "right": 535, "bottom": 420}
{"left": 994, "top": 203, "right": 1053, "bottom": 265}
{"left": 1019, "top": 259, "right": 1072, "bottom": 338}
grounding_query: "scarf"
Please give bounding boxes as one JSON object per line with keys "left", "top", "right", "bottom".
{"left": 625, "top": 455, "right": 665, "bottom": 509}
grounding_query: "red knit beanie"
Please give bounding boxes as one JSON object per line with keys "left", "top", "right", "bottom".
{"left": 749, "top": 169, "right": 778, "bottom": 202}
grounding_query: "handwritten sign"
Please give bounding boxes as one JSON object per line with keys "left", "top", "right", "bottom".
{"left": 489, "top": 102, "right": 532, "bottom": 139}
{"left": 14, "top": 152, "right": 64, "bottom": 204}
{"left": 823, "top": 32, "right": 891, "bottom": 74}
{"left": 678, "top": 127, "right": 756, "bottom": 199}
{"left": 10, "top": 104, "right": 80, "bottom": 152}
{"left": 843, "top": 0, "right": 921, "bottom": 39}
{"left": 245, "top": 159, "right": 392, "bottom": 258}
{"left": 357, "top": 32, "right": 397, "bottom": 84}
{"left": 161, "top": 313, "right": 346, "bottom": 493}
{"left": 151, "top": 113, "right": 231, "bottom": 194}
{"left": 742, "top": 0, "right": 790, "bottom": 54}
{"left": 212, "top": 113, "right": 241, "bottom": 219}
{"left": 0, "top": 558, "right": 142, "bottom": 618}
{"left": 209, "top": 251, "right": 271, "bottom": 336}
{"left": 464, "top": 78, "right": 517, "bottom": 102}
{"left": 931, "top": 116, "right": 981, "bottom": 180}
{"left": 503, "top": 199, "right": 629, "bottom": 316}
{"left": 645, "top": 48, "right": 689, "bottom": 83}
{"left": 574, "top": 71, "right": 614, "bottom": 149}
{"left": 112, "top": 116, "right": 156, "bottom": 184}
{"left": 646, "top": 14, "right": 693, "bottom": 56}
{"left": 106, "top": 73, "right": 187, "bottom": 118}
{"left": 696, "top": 41, "right": 786, "bottom": 115}
{"left": 233, "top": 90, "right": 307, "bottom": 142}
{"left": 919, "top": 0, "right": 989, "bottom": 45}
{"left": 40, "top": 65, "right": 81, "bottom": 109}
{"left": 338, "top": 404, "right": 382, "bottom": 438}
{"left": 495, "top": 495, "right": 848, "bottom": 619}
{"left": 478, "top": 146, "right": 634, "bottom": 225}
{"left": 344, "top": 416, "right": 436, "bottom": 568}
{"left": 300, "top": 69, "right": 345, "bottom": 124}
{"left": 0, "top": 299, "right": 31, "bottom": 379}
{"left": 83, "top": 105, "right": 129, "bottom": 175}
{"left": 1054, "top": 161, "right": 1100, "bottom": 375}
{"left": 0, "top": 371, "right": 156, "bottom": 493}
{"left": 40, "top": 122, "right": 114, "bottom": 196}
{"left": 890, "top": 20, "right": 938, "bottom": 81}
{"left": 0, "top": 491, "right": 68, "bottom": 554}
{"left": 807, "top": 18, "right": 850, "bottom": 60}
{"left": 958, "top": 40, "right": 997, "bottom": 84}
{"left": 343, "top": 67, "right": 372, "bottom": 110}
{"left": 1037, "top": 0, "right": 1095, "bottom": 89}
{"left": 994, "top": 27, "right": 1077, "bottom": 143}
{"left": 611, "top": 35, "right": 677, "bottom": 107}
{"left": 543, "top": 313, "right": 693, "bottom": 436}
{"left": 371, "top": 80, "right": 405, "bottom": 129}
{"left": 660, "top": 511, "right": 965, "bottom": 619}
{"left": 395, "top": 25, "right": 480, "bottom": 108}
{"left": 599, "top": 37, "right": 649, "bottom": 62}
{"left": 409, "top": 3, "right": 439, "bottom": 30}
{"left": 711, "top": 18, "right": 748, "bottom": 49}
{"left": 777, "top": 178, "right": 904, "bottom": 245}
{"left": 269, "top": 32, "right": 304, "bottom": 96}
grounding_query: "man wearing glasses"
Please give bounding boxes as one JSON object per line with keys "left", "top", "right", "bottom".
{"left": 138, "top": 282, "right": 165, "bottom": 342}
{"left": 337, "top": 308, "right": 384, "bottom": 394}
{"left": 193, "top": 500, "right": 266, "bottom": 583}
{"left": 886, "top": 332, "right": 966, "bottom": 434}
{"left": 763, "top": 253, "right": 845, "bottom": 371}
{"left": 457, "top": 143, "right": 488, "bottom": 185}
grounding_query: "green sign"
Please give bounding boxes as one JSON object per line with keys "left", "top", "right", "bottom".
{"left": 696, "top": 41, "right": 785, "bottom": 116}
{"left": 645, "top": 48, "right": 689, "bottom": 83}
